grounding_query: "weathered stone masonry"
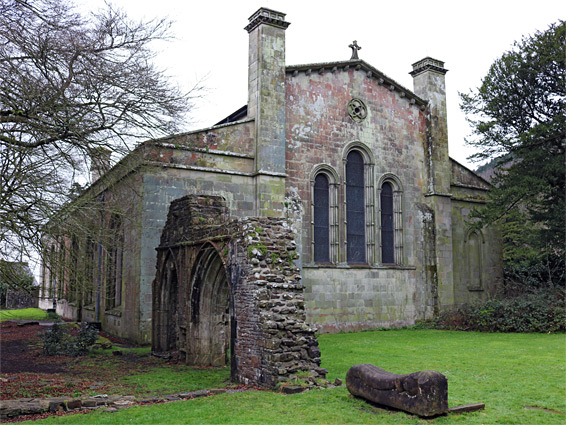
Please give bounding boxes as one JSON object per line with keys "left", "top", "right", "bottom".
{"left": 153, "top": 195, "right": 325, "bottom": 388}
{"left": 41, "top": 6, "right": 503, "bottom": 370}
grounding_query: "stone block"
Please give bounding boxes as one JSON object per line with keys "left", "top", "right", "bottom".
{"left": 48, "top": 401, "right": 67, "bottom": 413}
{"left": 281, "top": 385, "right": 306, "bottom": 394}
{"left": 82, "top": 399, "right": 98, "bottom": 408}
{"left": 66, "top": 399, "right": 82, "bottom": 410}
{"left": 307, "top": 346, "right": 321, "bottom": 358}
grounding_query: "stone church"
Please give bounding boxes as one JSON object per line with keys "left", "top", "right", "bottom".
{"left": 40, "top": 8, "right": 502, "bottom": 387}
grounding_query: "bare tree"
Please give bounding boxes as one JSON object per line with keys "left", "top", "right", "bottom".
{"left": 0, "top": 0, "right": 202, "bottom": 265}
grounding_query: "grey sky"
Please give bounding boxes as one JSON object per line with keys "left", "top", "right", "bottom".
{"left": 81, "top": 0, "right": 562, "bottom": 167}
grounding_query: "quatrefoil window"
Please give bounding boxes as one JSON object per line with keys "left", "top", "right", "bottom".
{"left": 347, "top": 98, "right": 367, "bottom": 122}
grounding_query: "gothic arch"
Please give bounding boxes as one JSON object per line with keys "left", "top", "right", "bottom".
{"left": 465, "top": 229, "right": 484, "bottom": 291}
{"left": 464, "top": 228, "right": 485, "bottom": 244}
{"left": 152, "top": 194, "right": 324, "bottom": 388}
{"left": 342, "top": 140, "right": 375, "bottom": 165}
{"left": 310, "top": 164, "right": 339, "bottom": 264}
{"left": 310, "top": 163, "right": 340, "bottom": 182}
{"left": 187, "top": 243, "right": 233, "bottom": 368}
{"left": 154, "top": 249, "right": 180, "bottom": 353}
{"left": 376, "top": 173, "right": 404, "bottom": 192}
{"left": 377, "top": 173, "right": 404, "bottom": 264}
{"left": 342, "top": 141, "right": 375, "bottom": 265}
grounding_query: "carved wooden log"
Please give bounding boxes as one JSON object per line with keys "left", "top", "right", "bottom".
{"left": 346, "top": 364, "right": 448, "bottom": 417}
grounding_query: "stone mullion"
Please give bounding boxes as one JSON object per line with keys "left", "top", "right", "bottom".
{"left": 329, "top": 182, "right": 339, "bottom": 264}
{"left": 309, "top": 178, "right": 315, "bottom": 263}
{"left": 364, "top": 164, "right": 375, "bottom": 265}
{"left": 394, "top": 189, "right": 403, "bottom": 264}
{"left": 376, "top": 184, "right": 383, "bottom": 264}
{"left": 341, "top": 171, "right": 347, "bottom": 265}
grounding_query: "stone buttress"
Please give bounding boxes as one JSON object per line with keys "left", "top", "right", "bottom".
{"left": 411, "top": 58, "right": 454, "bottom": 311}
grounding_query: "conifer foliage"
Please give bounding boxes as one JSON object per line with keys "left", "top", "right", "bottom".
{"left": 461, "top": 21, "right": 565, "bottom": 288}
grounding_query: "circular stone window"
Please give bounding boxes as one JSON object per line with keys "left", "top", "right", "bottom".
{"left": 347, "top": 98, "right": 367, "bottom": 122}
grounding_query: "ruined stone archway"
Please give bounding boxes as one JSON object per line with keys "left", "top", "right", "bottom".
{"left": 187, "top": 244, "right": 233, "bottom": 369}
{"left": 153, "top": 195, "right": 326, "bottom": 388}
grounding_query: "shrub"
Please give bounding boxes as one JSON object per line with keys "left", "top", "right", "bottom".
{"left": 503, "top": 253, "right": 565, "bottom": 297}
{"left": 74, "top": 323, "right": 100, "bottom": 355}
{"left": 42, "top": 320, "right": 100, "bottom": 356}
{"left": 42, "top": 320, "right": 71, "bottom": 355}
{"left": 421, "top": 289, "right": 565, "bottom": 333}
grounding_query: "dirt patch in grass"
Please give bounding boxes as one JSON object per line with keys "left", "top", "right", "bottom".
{"left": 1, "top": 321, "right": 67, "bottom": 374}
{"left": 0, "top": 320, "right": 186, "bottom": 400}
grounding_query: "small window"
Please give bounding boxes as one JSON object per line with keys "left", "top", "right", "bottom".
{"left": 106, "top": 215, "right": 123, "bottom": 309}
{"left": 381, "top": 182, "right": 395, "bottom": 264}
{"left": 378, "top": 175, "right": 403, "bottom": 265}
{"left": 84, "top": 238, "right": 95, "bottom": 305}
{"left": 313, "top": 174, "right": 330, "bottom": 263}
{"left": 48, "top": 245, "right": 56, "bottom": 298}
{"left": 68, "top": 236, "right": 79, "bottom": 302}
{"left": 346, "top": 151, "right": 366, "bottom": 264}
{"left": 57, "top": 238, "right": 65, "bottom": 299}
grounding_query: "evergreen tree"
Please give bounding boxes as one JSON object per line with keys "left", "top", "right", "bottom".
{"left": 461, "top": 21, "right": 565, "bottom": 287}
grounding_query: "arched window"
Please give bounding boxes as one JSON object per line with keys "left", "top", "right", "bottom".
{"left": 311, "top": 165, "right": 339, "bottom": 265}
{"left": 57, "top": 238, "right": 65, "bottom": 299}
{"left": 40, "top": 261, "right": 47, "bottom": 300}
{"left": 68, "top": 235, "right": 79, "bottom": 302}
{"left": 346, "top": 151, "right": 366, "bottom": 264}
{"left": 313, "top": 174, "right": 330, "bottom": 263}
{"left": 380, "top": 182, "right": 395, "bottom": 264}
{"left": 378, "top": 174, "right": 404, "bottom": 265}
{"left": 106, "top": 215, "right": 123, "bottom": 309}
{"left": 48, "top": 245, "right": 56, "bottom": 299}
{"left": 84, "top": 238, "right": 96, "bottom": 305}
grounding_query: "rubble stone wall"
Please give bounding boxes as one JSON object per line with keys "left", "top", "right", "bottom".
{"left": 153, "top": 195, "right": 325, "bottom": 389}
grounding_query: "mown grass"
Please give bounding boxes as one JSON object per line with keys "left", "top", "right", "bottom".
{"left": 0, "top": 307, "right": 56, "bottom": 322}
{"left": 71, "top": 347, "right": 231, "bottom": 397}
{"left": 25, "top": 329, "right": 566, "bottom": 424}
{"left": 121, "top": 365, "right": 231, "bottom": 395}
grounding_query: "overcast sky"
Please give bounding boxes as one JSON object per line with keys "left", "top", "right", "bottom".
{"left": 82, "top": 0, "right": 561, "bottom": 168}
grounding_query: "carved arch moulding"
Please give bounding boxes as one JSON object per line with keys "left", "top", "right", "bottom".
{"left": 152, "top": 194, "right": 326, "bottom": 388}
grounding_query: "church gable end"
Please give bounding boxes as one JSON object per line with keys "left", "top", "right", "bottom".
{"left": 40, "top": 6, "right": 503, "bottom": 361}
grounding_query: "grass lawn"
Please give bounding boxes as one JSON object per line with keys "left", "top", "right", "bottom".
{"left": 85, "top": 348, "right": 232, "bottom": 396}
{"left": 0, "top": 307, "right": 55, "bottom": 322}
{"left": 23, "top": 329, "right": 566, "bottom": 424}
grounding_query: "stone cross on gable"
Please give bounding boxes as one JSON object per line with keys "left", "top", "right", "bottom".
{"left": 349, "top": 40, "right": 361, "bottom": 60}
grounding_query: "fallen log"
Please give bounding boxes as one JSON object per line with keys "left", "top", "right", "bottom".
{"left": 346, "top": 364, "right": 448, "bottom": 417}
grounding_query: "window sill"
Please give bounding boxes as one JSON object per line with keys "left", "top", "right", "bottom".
{"left": 105, "top": 309, "right": 122, "bottom": 317}
{"left": 304, "top": 263, "right": 416, "bottom": 270}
